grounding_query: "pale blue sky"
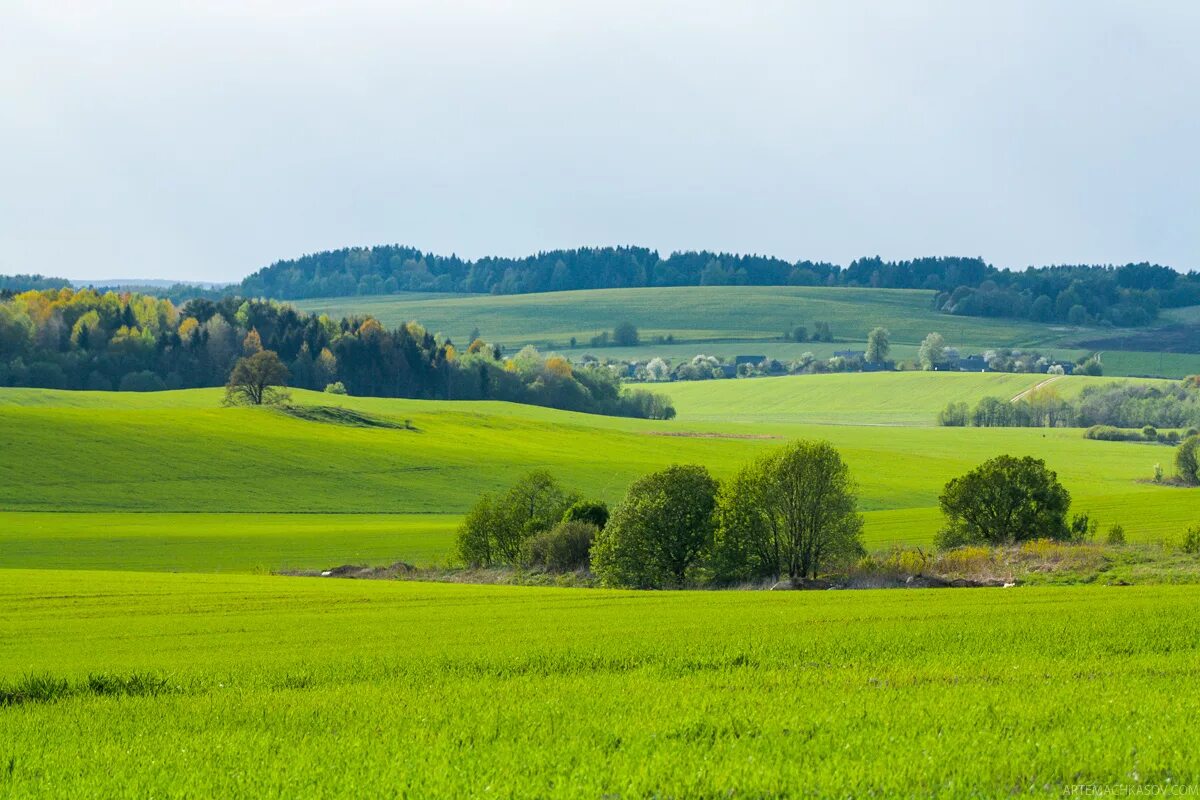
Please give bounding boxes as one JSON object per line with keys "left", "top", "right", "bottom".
{"left": 2, "top": 0, "right": 1197, "bottom": 282}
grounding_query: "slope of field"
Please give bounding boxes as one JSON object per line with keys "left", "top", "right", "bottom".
{"left": 294, "top": 286, "right": 1200, "bottom": 377}
{"left": 294, "top": 286, "right": 1074, "bottom": 349}
{"left": 2, "top": 375, "right": 1195, "bottom": 572}
{"left": 2, "top": 570, "right": 1197, "bottom": 797}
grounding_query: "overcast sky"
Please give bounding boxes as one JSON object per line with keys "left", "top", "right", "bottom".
{"left": 2, "top": 1, "right": 1197, "bottom": 283}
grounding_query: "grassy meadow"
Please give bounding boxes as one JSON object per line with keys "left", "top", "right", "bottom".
{"left": 3, "top": 365, "right": 1200, "bottom": 797}
{"left": 1, "top": 570, "right": 1198, "bottom": 797}
{"left": 1, "top": 373, "right": 1195, "bottom": 572}
{"left": 293, "top": 286, "right": 1200, "bottom": 378}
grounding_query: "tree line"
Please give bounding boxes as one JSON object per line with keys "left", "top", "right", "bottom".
{"left": 0, "top": 288, "right": 674, "bottom": 419}
{"left": 939, "top": 379, "right": 1200, "bottom": 430}
{"left": 228, "top": 245, "right": 1197, "bottom": 328}
{"left": 455, "top": 443, "right": 1124, "bottom": 588}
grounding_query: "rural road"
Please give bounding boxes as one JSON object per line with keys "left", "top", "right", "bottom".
{"left": 1011, "top": 374, "right": 1064, "bottom": 403}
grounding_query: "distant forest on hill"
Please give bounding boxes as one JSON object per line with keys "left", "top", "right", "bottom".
{"left": 5, "top": 246, "right": 1199, "bottom": 329}
{"left": 238, "top": 246, "right": 1200, "bottom": 328}
{"left": 0, "top": 289, "right": 675, "bottom": 419}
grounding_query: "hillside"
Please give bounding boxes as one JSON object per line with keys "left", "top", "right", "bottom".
{"left": 2, "top": 374, "right": 1194, "bottom": 572}
{"left": 295, "top": 286, "right": 1200, "bottom": 378}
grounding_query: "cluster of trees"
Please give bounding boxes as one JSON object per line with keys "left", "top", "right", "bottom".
{"left": 458, "top": 448, "right": 1178, "bottom": 590}
{"left": 0, "top": 288, "right": 675, "bottom": 419}
{"left": 0, "top": 275, "right": 71, "bottom": 292}
{"left": 232, "top": 245, "right": 1197, "bottom": 328}
{"left": 939, "top": 380, "right": 1200, "bottom": 430}
{"left": 783, "top": 321, "right": 835, "bottom": 343}
{"left": 456, "top": 441, "right": 866, "bottom": 588}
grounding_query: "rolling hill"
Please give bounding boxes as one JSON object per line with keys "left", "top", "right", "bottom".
{"left": 294, "top": 286, "right": 1200, "bottom": 378}
{"left": 2, "top": 373, "right": 1194, "bottom": 572}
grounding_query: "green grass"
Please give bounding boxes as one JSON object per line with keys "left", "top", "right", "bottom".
{"left": 294, "top": 286, "right": 1199, "bottom": 378}
{"left": 1, "top": 569, "right": 1198, "bottom": 796}
{"left": 1, "top": 376, "right": 1196, "bottom": 572}
{"left": 0, "top": 513, "right": 454, "bottom": 572}
{"left": 294, "top": 285, "right": 1077, "bottom": 349}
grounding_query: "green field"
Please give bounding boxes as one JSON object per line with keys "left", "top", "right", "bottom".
{"left": 293, "top": 286, "right": 1200, "bottom": 378}
{"left": 2, "top": 570, "right": 1197, "bottom": 796}
{"left": 2, "top": 373, "right": 1195, "bottom": 573}
{"left": 4, "top": 372, "right": 1200, "bottom": 796}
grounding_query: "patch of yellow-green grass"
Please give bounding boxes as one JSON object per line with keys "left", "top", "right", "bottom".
{"left": 1, "top": 570, "right": 1198, "bottom": 796}
{"left": 0, "top": 512, "right": 455, "bottom": 572}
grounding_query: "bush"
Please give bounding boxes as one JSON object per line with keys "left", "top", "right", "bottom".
{"left": 937, "top": 402, "right": 969, "bottom": 427}
{"left": 563, "top": 500, "right": 609, "bottom": 529}
{"left": 1143, "top": 425, "right": 1158, "bottom": 441}
{"left": 1183, "top": 526, "right": 1200, "bottom": 556}
{"left": 324, "top": 381, "right": 347, "bottom": 394}
{"left": 1084, "top": 425, "right": 1143, "bottom": 442}
{"left": 523, "top": 521, "right": 597, "bottom": 572}
{"left": 1105, "top": 523, "right": 1126, "bottom": 546}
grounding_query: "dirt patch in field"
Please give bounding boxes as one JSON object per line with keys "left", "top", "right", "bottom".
{"left": 644, "top": 431, "right": 782, "bottom": 440}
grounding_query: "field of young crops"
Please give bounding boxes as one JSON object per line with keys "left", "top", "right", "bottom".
{"left": 293, "top": 286, "right": 1200, "bottom": 378}
{"left": 2, "top": 372, "right": 1196, "bottom": 573}
{"left": 1, "top": 569, "right": 1197, "bottom": 797}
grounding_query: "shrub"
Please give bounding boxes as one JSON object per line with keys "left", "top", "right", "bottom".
{"left": 523, "top": 520, "right": 598, "bottom": 572}
{"left": 1069, "top": 513, "right": 1098, "bottom": 543}
{"left": 1143, "top": 425, "right": 1158, "bottom": 441}
{"left": 1084, "top": 425, "right": 1142, "bottom": 442}
{"left": 937, "top": 402, "right": 969, "bottom": 427}
{"left": 324, "top": 381, "right": 347, "bottom": 394}
{"left": 563, "top": 500, "right": 609, "bottom": 530}
{"left": 1106, "top": 523, "right": 1126, "bottom": 546}
{"left": 1183, "top": 526, "right": 1200, "bottom": 556}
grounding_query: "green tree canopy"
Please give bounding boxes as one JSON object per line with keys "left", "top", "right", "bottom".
{"left": 711, "top": 440, "right": 864, "bottom": 583}
{"left": 591, "top": 465, "right": 718, "bottom": 588}
{"left": 612, "top": 321, "right": 640, "bottom": 347}
{"left": 455, "top": 471, "right": 576, "bottom": 567}
{"left": 936, "top": 455, "right": 1072, "bottom": 548}
{"left": 1177, "top": 435, "right": 1200, "bottom": 485}
{"left": 918, "top": 332, "right": 948, "bottom": 371}
{"left": 865, "top": 327, "right": 891, "bottom": 364}
{"left": 223, "top": 350, "right": 290, "bottom": 406}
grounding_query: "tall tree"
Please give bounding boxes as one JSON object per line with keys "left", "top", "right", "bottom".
{"left": 711, "top": 440, "right": 863, "bottom": 582}
{"left": 865, "top": 327, "right": 891, "bottom": 364}
{"left": 224, "top": 350, "right": 290, "bottom": 406}
{"left": 918, "top": 332, "right": 948, "bottom": 371}
{"left": 591, "top": 464, "right": 718, "bottom": 588}
{"left": 936, "top": 455, "right": 1072, "bottom": 548}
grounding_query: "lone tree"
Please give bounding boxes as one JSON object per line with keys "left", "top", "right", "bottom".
{"left": 591, "top": 464, "right": 718, "bottom": 588}
{"left": 224, "top": 350, "right": 290, "bottom": 406}
{"left": 612, "top": 321, "right": 640, "bottom": 347}
{"left": 865, "top": 327, "right": 891, "bottom": 364}
{"left": 455, "top": 471, "right": 575, "bottom": 566}
{"left": 918, "top": 332, "right": 948, "bottom": 371}
{"left": 1177, "top": 435, "right": 1200, "bottom": 486}
{"left": 711, "top": 440, "right": 864, "bottom": 583}
{"left": 936, "top": 455, "right": 1071, "bottom": 548}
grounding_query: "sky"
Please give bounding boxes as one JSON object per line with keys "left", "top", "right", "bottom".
{"left": 2, "top": 1, "right": 1198, "bottom": 283}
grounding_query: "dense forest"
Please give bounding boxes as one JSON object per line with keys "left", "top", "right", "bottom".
{"left": 0, "top": 288, "right": 674, "bottom": 419}
{"left": 237, "top": 245, "right": 1199, "bottom": 327}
